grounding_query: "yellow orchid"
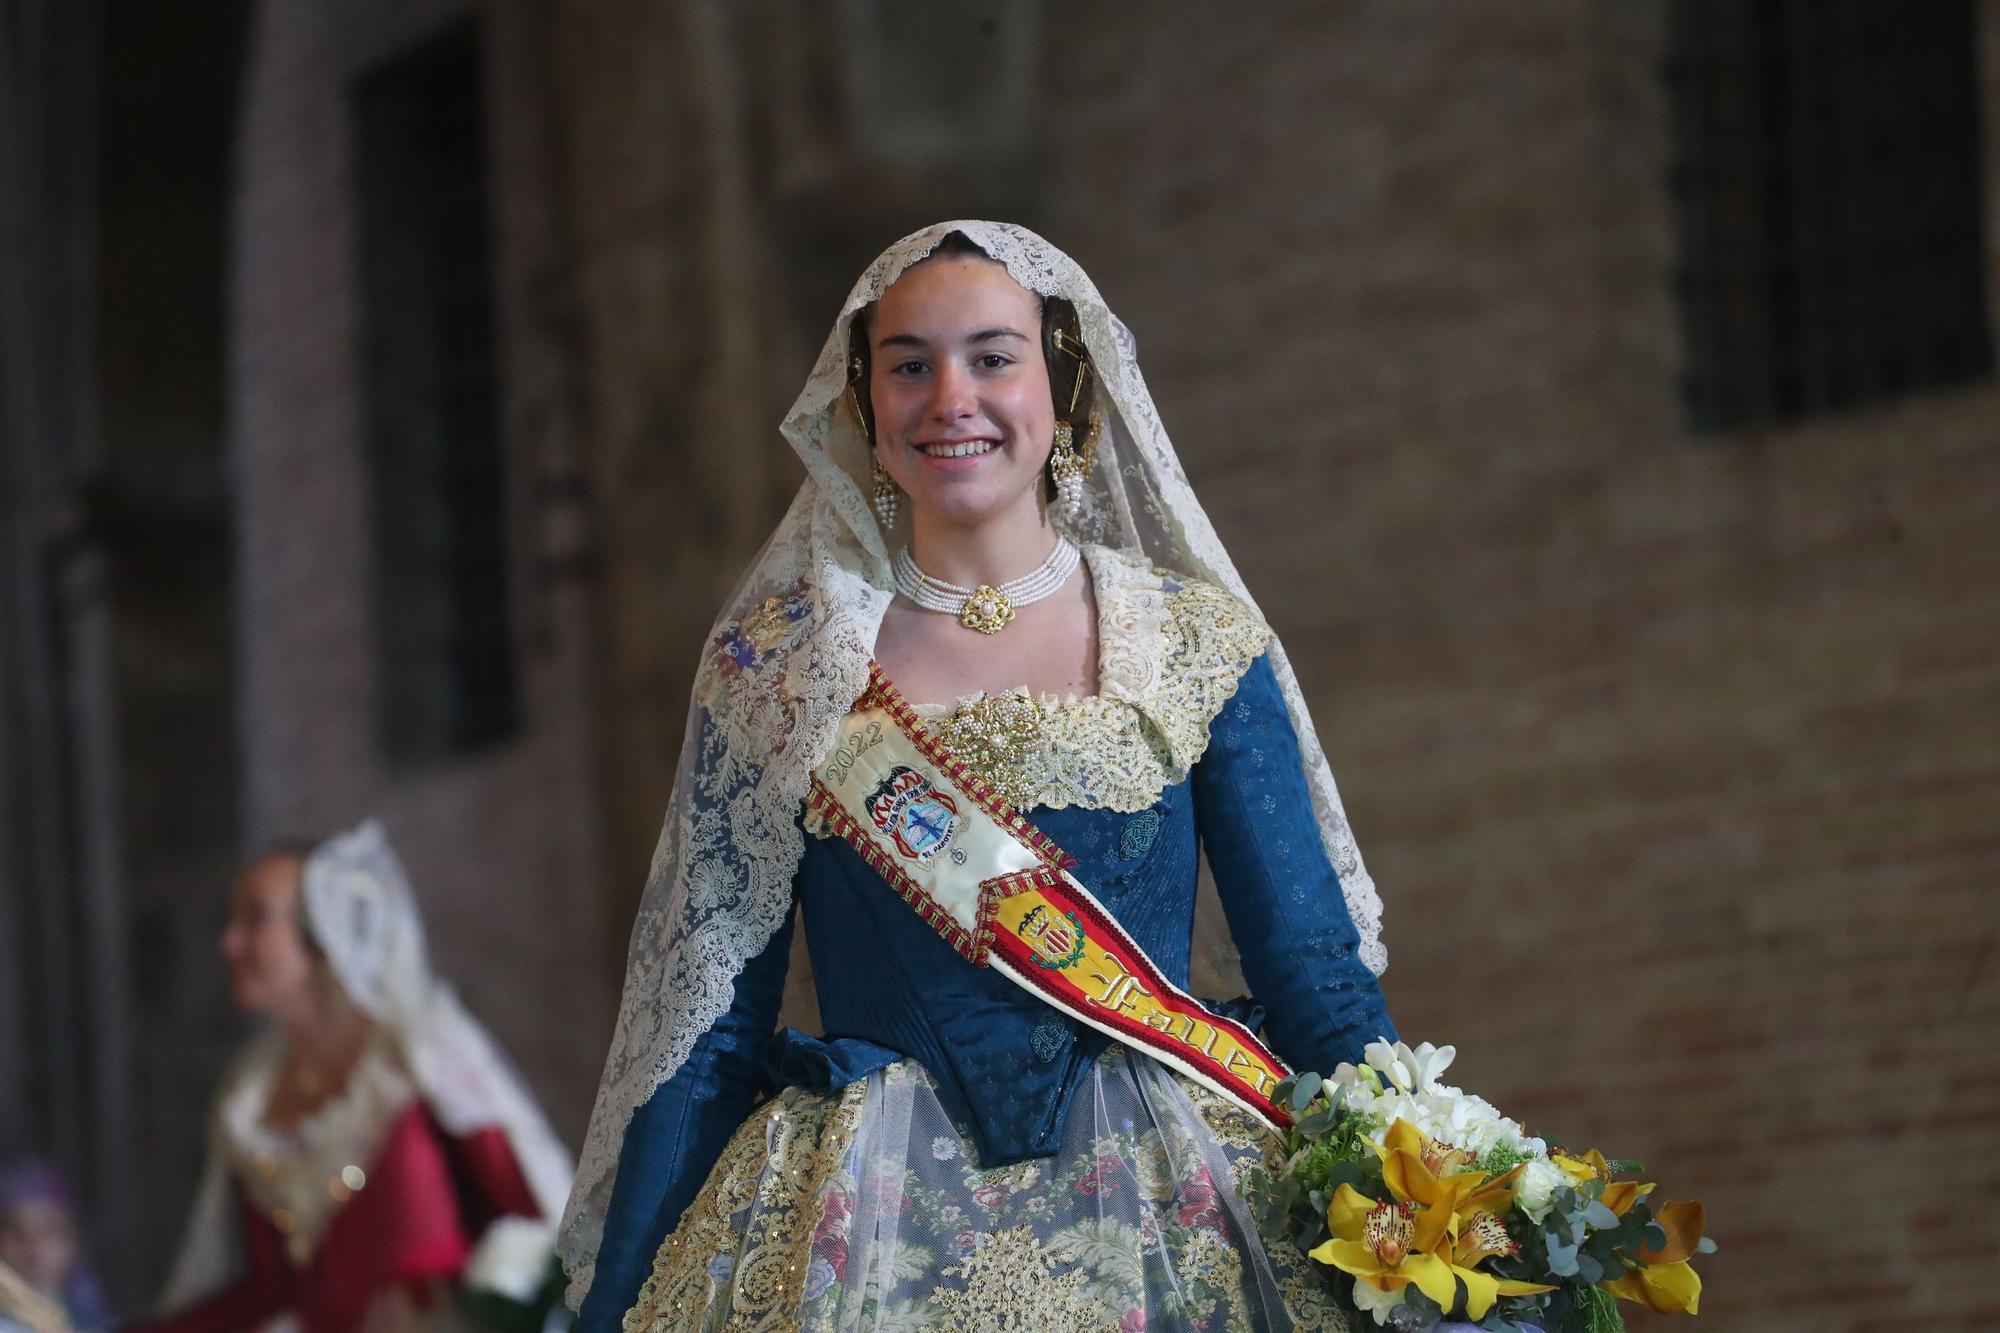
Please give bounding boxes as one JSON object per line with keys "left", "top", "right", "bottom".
{"left": 1606, "top": 1198, "right": 1706, "bottom": 1314}
{"left": 1437, "top": 1210, "right": 1557, "bottom": 1320}
{"left": 1374, "top": 1120, "right": 1526, "bottom": 1239}
{"left": 1309, "top": 1184, "right": 1460, "bottom": 1312}
{"left": 1321, "top": 1123, "right": 1555, "bottom": 1321}
{"left": 1553, "top": 1148, "right": 1657, "bottom": 1214}
{"left": 1607, "top": 1258, "right": 1703, "bottom": 1314}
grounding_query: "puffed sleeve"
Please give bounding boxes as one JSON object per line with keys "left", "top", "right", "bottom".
{"left": 1191, "top": 652, "right": 1394, "bottom": 1076}
{"left": 574, "top": 902, "right": 796, "bottom": 1331}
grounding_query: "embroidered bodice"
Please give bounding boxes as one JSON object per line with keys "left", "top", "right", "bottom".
{"left": 217, "top": 1033, "right": 417, "bottom": 1267}
{"left": 906, "top": 545, "right": 1273, "bottom": 813}
{"left": 575, "top": 557, "right": 1396, "bottom": 1331}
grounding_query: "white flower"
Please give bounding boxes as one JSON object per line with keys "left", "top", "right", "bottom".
{"left": 1516, "top": 1158, "right": 1566, "bottom": 1223}
{"left": 1350, "top": 1277, "right": 1407, "bottom": 1326}
{"left": 931, "top": 1136, "right": 959, "bottom": 1161}
{"left": 1363, "top": 1039, "right": 1457, "bottom": 1093}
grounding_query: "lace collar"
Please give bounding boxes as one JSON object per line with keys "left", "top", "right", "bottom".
{"left": 216, "top": 1029, "right": 418, "bottom": 1266}
{"left": 895, "top": 544, "right": 1270, "bottom": 813}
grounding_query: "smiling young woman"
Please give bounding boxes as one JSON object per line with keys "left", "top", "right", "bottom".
{"left": 856, "top": 240, "right": 1098, "bottom": 712}
{"left": 564, "top": 223, "right": 1395, "bottom": 1332}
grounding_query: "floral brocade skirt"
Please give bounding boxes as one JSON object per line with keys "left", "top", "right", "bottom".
{"left": 625, "top": 1048, "right": 1353, "bottom": 1333}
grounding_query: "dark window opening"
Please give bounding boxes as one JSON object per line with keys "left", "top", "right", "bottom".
{"left": 1668, "top": 0, "right": 1992, "bottom": 431}
{"left": 352, "top": 20, "right": 517, "bottom": 761}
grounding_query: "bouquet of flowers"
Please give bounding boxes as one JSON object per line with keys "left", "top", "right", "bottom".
{"left": 1251, "top": 1041, "right": 1712, "bottom": 1332}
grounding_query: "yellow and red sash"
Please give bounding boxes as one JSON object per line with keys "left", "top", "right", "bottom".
{"left": 806, "top": 663, "right": 1293, "bottom": 1130}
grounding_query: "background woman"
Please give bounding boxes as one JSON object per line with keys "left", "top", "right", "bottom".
{"left": 141, "top": 822, "right": 573, "bottom": 1333}
{"left": 563, "top": 222, "right": 1395, "bottom": 1330}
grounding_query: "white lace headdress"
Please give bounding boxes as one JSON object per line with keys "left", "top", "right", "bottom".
{"left": 558, "top": 221, "right": 1387, "bottom": 1299}
{"left": 299, "top": 821, "right": 573, "bottom": 1232}
{"left": 160, "top": 821, "right": 574, "bottom": 1308}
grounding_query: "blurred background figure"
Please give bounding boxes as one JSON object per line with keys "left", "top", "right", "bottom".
{"left": 135, "top": 824, "right": 571, "bottom": 1333}
{"left": 0, "top": 1162, "right": 107, "bottom": 1333}
{"left": 2, "top": 1, "right": 1996, "bottom": 1328}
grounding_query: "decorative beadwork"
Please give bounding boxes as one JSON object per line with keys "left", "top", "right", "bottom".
{"left": 625, "top": 1082, "right": 869, "bottom": 1331}
{"left": 930, "top": 692, "right": 1047, "bottom": 809}
{"left": 893, "top": 540, "right": 1080, "bottom": 635}
{"left": 920, "top": 547, "right": 1271, "bottom": 813}
{"left": 624, "top": 1053, "right": 1357, "bottom": 1331}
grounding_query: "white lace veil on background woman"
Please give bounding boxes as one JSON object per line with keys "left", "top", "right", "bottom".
{"left": 161, "top": 821, "right": 574, "bottom": 1307}
{"left": 559, "top": 220, "right": 1389, "bottom": 1301}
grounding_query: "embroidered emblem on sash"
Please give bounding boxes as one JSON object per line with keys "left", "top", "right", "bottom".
{"left": 867, "top": 765, "right": 960, "bottom": 864}
{"left": 1018, "top": 903, "right": 1086, "bottom": 971}
{"left": 810, "top": 664, "right": 1296, "bottom": 1129}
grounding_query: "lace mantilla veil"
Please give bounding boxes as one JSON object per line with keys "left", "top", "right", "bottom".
{"left": 558, "top": 221, "right": 1387, "bottom": 1301}
{"left": 161, "top": 821, "right": 574, "bottom": 1308}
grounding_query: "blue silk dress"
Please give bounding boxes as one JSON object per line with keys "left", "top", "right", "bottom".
{"left": 585, "top": 553, "right": 1392, "bottom": 1332}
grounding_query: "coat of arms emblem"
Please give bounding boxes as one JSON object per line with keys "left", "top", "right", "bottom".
{"left": 1018, "top": 902, "right": 1087, "bottom": 971}
{"left": 866, "top": 765, "right": 961, "bottom": 863}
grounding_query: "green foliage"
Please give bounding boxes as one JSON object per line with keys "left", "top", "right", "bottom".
{"left": 1552, "top": 1283, "right": 1624, "bottom": 1333}
{"left": 1291, "top": 1135, "right": 1347, "bottom": 1195}
{"left": 1476, "top": 1140, "right": 1537, "bottom": 1178}
{"left": 1249, "top": 1093, "right": 1387, "bottom": 1259}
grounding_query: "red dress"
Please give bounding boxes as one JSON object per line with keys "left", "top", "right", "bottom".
{"left": 137, "top": 1099, "right": 542, "bottom": 1333}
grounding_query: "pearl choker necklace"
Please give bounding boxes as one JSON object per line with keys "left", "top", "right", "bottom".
{"left": 893, "top": 539, "right": 1080, "bottom": 634}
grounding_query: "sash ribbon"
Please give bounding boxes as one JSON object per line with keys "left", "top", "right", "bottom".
{"left": 807, "top": 664, "right": 1293, "bottom": 1130}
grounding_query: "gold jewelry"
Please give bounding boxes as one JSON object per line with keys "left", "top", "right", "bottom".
{"left": 871, "top": 457, "right": 899, "bottom": 527}
{"left": 1048, "top": 413, "right": 1099, "bottom": 523}
{"left": 892, "top": 539, "right": 1081, "bottom": 634}
{"left": 1049, "top": 325, "right": 1094, "bottom": 413}
{"left": 846, "top": 355, "right": 873, "bottom": 440}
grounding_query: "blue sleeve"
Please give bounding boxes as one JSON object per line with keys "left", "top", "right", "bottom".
{"left": 1191, "top": 652, "right": 1395, "bottom": 1076}
{"left": 575, "top": 905, "right": 796, "bottom": 1331}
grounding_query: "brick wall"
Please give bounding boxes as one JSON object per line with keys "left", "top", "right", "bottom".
{"left": 1024, "top": 5, "right": 2000, "bottom": 1328}
{"left": 215, "top": 0, "right": 1998, "bottom": 1325}
{"left": 228, "top": 0, "right": 614, "bottom": 1152}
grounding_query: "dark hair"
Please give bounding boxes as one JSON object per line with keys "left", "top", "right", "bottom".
{"left": 846, "top": 231, "right": 1096, "bottom": 455}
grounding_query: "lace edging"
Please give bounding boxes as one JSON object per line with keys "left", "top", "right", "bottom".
{"left": 907, "top": 546, "right": 1270, "bottom": 814}
{"left": 216, "top": 1032, "right": 418, "bottom": 1265}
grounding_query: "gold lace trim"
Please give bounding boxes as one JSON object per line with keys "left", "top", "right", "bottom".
{"left": 920, "top": 548, "right": 1270, "bottom": 813}
{"left": 624, "top": 1083, "right": 870, "bottom": 1332}
{"left": 217, "top": 1031, "right": 416, "bottom": 1267}
{"left": 798, "top": 548, "right": 1266, "bottom": 826}
{"left": 623, "top": 1059, "right": 1354, "bottom": 1332}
